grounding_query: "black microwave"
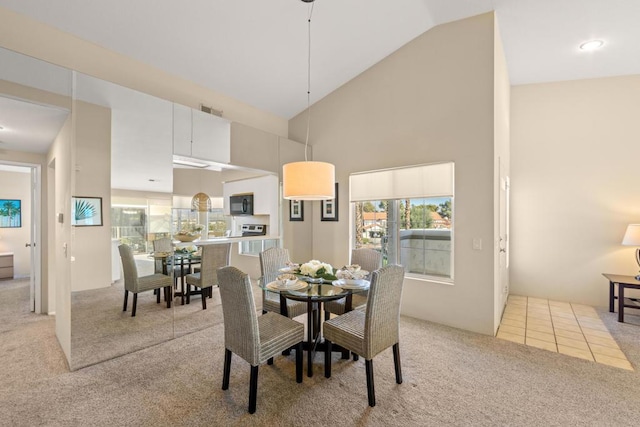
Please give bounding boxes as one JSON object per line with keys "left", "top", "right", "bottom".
{"left": 229, "top": 194, "right": 254, "bottom": 216}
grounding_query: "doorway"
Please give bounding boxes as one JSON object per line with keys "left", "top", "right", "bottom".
{"left": 0, "top": 161, "right": 42, "bottom": 313}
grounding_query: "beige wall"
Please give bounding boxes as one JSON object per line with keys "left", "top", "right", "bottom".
{"left": 0, "top": 170, "right": 31, "bottom": 277}
{"left": 511, "top": 75, "right": 640, "bottom": 307}
{"left": 48, "top": 115, "right": 73, "bottom": 363}
{"left": 173, "top": 169, "right": 224, "bottom": 198}
{"left": 289, "top": 13, "right": 499, "bottom": 335}
{"left": 71, "top": 100, "right": 112, "bottom": 291}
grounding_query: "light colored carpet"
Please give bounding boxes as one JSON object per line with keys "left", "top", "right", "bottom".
{"left": 3, "top": 279, "right": 640, "bottom": 426}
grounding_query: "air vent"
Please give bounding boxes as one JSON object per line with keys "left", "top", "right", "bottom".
{"left": 200, "top": 104, "right": 223, "bottom": 117}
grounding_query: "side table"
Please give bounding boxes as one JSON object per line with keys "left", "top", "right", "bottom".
{"left": 602, "top": 273, "right": 640, "bottom": 322}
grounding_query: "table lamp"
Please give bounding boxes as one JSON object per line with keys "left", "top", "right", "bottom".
{"left": 622, "top": 224, "right": 640, "bottom": 280}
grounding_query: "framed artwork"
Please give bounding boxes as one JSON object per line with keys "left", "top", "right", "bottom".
{"left": 72, "top": 196, "right": 103, "bottom": 226}
{"left": 289, "top": 200, "right": 304, "bottom": 221}
{"left": 321, "top": 183, "right": 339, "bottom": 222}
{"left": 0, "top": 199, "right": 22, "bottom": 228}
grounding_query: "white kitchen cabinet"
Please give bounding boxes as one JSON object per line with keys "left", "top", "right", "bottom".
{"left": 223, "top": 175, "right": 279, "bottom": 216}
{"left": 173, "top": 103, "right": 231, "bottom": 164}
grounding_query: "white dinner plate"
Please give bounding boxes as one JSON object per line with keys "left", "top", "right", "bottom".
{"left": 266, "top": 280, "right": 308, "bottom": 291}
{"left": 331, "top": 279, "right": 370, "bottom": 289}
{"left": 278, "top": 267, "right": 298, "bottom": 274}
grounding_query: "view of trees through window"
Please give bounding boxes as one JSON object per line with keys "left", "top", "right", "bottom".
{"left": 355, "top": 197, "right": 452, "bottom": 278}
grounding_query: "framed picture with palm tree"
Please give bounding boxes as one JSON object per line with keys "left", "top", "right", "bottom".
{"left": 72, "top": 196, "right": 103, "bottom": 226}
{"left": 0, "top": 199, "right": 21, "bottom": 228}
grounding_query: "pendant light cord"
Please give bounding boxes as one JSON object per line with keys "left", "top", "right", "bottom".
{"left": 304, "top": 2, "right": 315, "bottom": 161}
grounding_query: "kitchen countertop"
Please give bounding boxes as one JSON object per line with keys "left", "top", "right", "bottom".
{"left": 175, "top": 235, "right": 280, "bottom": 246}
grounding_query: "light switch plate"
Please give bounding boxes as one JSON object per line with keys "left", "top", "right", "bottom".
{"left": 472, "top": 238, "right": 482, "bottom": 250}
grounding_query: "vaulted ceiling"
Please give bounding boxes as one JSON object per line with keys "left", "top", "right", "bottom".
{"left": 0, "top": 0, "right": 638, "bottom": 120}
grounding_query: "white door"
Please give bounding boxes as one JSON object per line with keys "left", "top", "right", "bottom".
{"left": 498, "top": 174, "right": 510, "bottom": 309}
{"left": 29, "top": 165, "right": 42, "bottom": 313}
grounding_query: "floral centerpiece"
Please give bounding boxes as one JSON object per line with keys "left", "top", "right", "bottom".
{"left": 175, "top": 224, "right": 205, "bottom": 242}
{"left": 295, "top": 259, "right": 337, "bottom": 282}
{"left": 175, "top": 244, "right": 198, "bottom": 254}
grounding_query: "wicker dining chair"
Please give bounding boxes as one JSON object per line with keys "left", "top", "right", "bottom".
{"left": 259, "top": 247, "right": 308, "bottom": 318}
{"left": 218, "top": 266, "right": 304, "bottom": 414}
{"left": 324, "top": 248, "right": 382, "bottom": 320}
{"left": 118, "top": 244, "right": 173, "bottom": 317}
{"left": 323, "top": 264, "right": 405, "bottom": 407}
{"left": 185, "top": 243, "right": 231, "bottom": 309}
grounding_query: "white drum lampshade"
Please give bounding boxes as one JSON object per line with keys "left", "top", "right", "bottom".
{"left": 283, "top": 161, "right": 335, "bottom": 200}
{"left": 622, "top": 224, "right": 640, "bottom": 280}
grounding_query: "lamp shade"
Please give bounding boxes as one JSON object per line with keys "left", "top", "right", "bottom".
{"left": 622, "top": 224, "right": 640, "bottom": 246}
{"left": 283, "top": 161, "right": 335, "bottom": 200}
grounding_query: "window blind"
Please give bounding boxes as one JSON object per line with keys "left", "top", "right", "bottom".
{"left": 349, "top": 162, "right": 454, "bottom": 202}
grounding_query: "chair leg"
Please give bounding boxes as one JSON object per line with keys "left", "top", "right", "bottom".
{"left": 353, "top": 352, "right": 359, "bottom": 361}
{"left": 123, "top": 290, "right": 128, "bottom": 311}
{"left": 131, "top": 294, "right": 138, "bottom": 317}
{"left": 186, "top": 284, "right": 191, "bottom": 304}
{"left": 201, "top": 288, "right": 207, "bottom": 309}
{"left": 365, "top": 359, "right": 375, "bottom": 407}
{"left": 324, "top": 310, "right": 330, "bottom": 321}
{"left": 267, "top": 357, "right": 273, "bottom": 365}
{"left": 156, "top": 288, "right": 161, "bottom": 303}
{"left": 296, "top": 342, "right": 303, "bottom": 383}
{"left": 324, "top": 339, "right": 332, "bottom": 378}
{"left": 248, "top": 365, "right": 259, "bottom": 414}
{"left": 393, "top": 343, "right": 403, "bottom": 384}
{"left": 222, "top": 349, "right": 232, "bottom": 390}
{"left": 165, "top": 286, "right": 172, "bottom": 309}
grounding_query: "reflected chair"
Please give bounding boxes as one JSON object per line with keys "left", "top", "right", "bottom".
{"left": 259, "top": 247, "right": 307, "bottom": 318}
{"left": 324, "top": 248, "right": 382, "bottom": 320}
{"left": 118, "top": 244, "right": 173, "bottom": 317}
{"left": 185, "top": 243, "right": 231, "bottom": 309}
{"left": 218, "top": 266, "right": 304, "bottom": 414}
{"left": 323, "top": 264, "right": 405, "bottom": 407}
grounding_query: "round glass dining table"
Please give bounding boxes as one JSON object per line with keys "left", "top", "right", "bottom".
{"left": 260, "top": 279, "right": 368, "bottom": 377}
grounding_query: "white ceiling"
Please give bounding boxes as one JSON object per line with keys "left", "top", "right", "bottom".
{"left": 0, "top": 0, "right": 638, "bottom": 120}
{"left": 0, "top": 96, "right": 68, "bottom": 153}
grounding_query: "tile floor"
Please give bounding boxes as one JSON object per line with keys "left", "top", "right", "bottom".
{"left": 497, "top": 295, "right": 633, "bottom": 371}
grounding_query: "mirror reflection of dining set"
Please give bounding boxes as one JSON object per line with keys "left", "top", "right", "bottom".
{"left": 117, "top": 241, "right": 405, "bottom": 414}
{"left": 118, "top": 238, "right": 231, "bottom": 316}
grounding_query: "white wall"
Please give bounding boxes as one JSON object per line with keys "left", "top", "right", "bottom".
{"left": 511, "top": 75, "right": 640, "bottom": 307}
{"left": 289, "top": 13, "right": 500, "bottom": 335}
{"left": 0, "top": 170, "right": 31, "bottom": 277}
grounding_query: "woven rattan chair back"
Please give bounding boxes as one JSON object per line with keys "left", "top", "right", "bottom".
{"left": 364, "top": 264, "right": 405, "bottom": 358}
{"left": 259, "top": 247, "right": 290, "bottom": 285}
{"left": 350, "top": 248, "right": 382, "bottom": 278}
{"left": 217, "top": 266, "right": 260, "bottom": 364}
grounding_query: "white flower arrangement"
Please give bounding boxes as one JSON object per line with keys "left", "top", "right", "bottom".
{"left": 299, "top": 259, "right": 334, "bottom": 278}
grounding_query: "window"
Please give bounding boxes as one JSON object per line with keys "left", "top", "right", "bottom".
{"left": 350, "top": 163, "right": 454, "bottom": 281}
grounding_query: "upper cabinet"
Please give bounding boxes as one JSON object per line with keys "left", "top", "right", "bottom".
{"left": 173, "top": 103, "right": 231, "bottom": 164}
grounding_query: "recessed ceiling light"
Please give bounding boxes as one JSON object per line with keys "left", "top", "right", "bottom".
{"left": 579, "top": 40, "right": 604, "bottom": 51}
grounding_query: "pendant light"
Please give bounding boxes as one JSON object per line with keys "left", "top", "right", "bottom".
{"left": 282, "top": 0, "right": 335, "bottom": 200}
{"left": 191, "top": 192, "right": 212, "bottom": 212}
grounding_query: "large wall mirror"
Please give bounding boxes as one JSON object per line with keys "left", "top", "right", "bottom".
{"left": 0, "top": 46, "right": 281, "bottom": 371}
